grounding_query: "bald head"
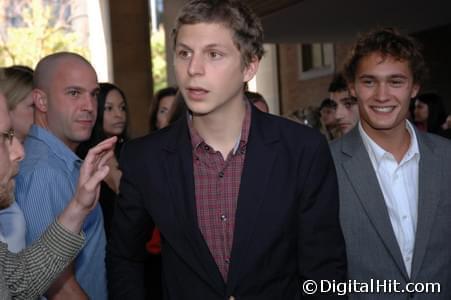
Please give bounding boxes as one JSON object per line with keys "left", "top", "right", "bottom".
{"left": 33, "top": 52, "right": 94, "bottom": 91}
{"left": 32, "top": 52, "right": 98, "bottom": 151}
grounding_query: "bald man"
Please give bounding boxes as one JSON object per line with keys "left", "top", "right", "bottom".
{"left": 15, "top": 52, "right": 107, "bottom": 299}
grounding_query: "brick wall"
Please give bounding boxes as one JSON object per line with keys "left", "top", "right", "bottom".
{"left": 278, "top": 41, "right": 352, "bottom": 115}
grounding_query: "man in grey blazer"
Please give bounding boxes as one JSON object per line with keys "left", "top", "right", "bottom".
{"left": 330, "top": 28, "right": 451, "bottom": 299}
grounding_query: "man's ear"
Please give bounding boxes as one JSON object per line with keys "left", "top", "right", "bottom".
{"left": 32, "top": 89, "right": 47, "bottom": 112}
{"left": 411, "top": 83, "right": 420, "bottom": 99}
{"left": 243, "top": 56, "right": 260, "bottom": 83}
{"left": 348, "top": 82, "right": 357, "bottom": 98}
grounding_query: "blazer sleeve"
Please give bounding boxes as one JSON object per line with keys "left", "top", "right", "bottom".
{"left": 107, "top": 142, "right": 155, "bottom": 299}
{"left": 297, "top": 136, "right": 347, "bottom": 297}
{"left": 0, "top": 221, "right": 84, "bottom": 300}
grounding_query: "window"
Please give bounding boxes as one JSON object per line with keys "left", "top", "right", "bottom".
{"left": 298, "top": 43, "right": 335, "bottom": 80}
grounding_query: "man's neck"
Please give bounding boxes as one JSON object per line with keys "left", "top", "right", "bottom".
{"left": 362, "top": 120, "right": 411, "bottom": 163}
{"left": 193, "top": 98, "right": 246, "bottom": 159}
{"left": 34, "top": 116, "right": 78, "bottom": 152}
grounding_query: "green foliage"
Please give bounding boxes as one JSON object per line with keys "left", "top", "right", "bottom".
{"left": 151, "top": 25, "right": 168, "bottom": 92}
{"left": 0, "top": 0, "right": 89, "bottom": 68}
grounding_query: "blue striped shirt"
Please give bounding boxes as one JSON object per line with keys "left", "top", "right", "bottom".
{"left": 15, "top": 125, "right": 107, "bottom": 299}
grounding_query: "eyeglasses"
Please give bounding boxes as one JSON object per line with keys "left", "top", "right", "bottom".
{"left": 1, "top": 128, "right": 15, "bottom": 145}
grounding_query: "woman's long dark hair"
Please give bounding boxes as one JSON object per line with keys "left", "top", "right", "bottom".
{"left": 416, "top": 92, "right": 447, "bottom": 135}
{"left": 77, "top": 82, "right": 129, "bottom": 159}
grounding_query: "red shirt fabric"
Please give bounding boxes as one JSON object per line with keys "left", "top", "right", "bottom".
{"left": 188, "top": 102, "right": 251, "bottom": 281}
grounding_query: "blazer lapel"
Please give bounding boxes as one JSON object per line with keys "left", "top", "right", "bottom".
{"left": 227, "top": 109, "right": 279, "bottom": 289}
{"left": 162, "top": 118, "right": 225, "bottom": 293}
{"left": 410, "top": 132, "right": 441, "bottom": 280}
{"left": 341, "top": 128, "right": 409, "bottom": 278}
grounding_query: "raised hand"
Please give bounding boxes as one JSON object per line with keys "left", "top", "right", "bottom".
{"left": 58, "top": 136, "right": 117, "bottom": 233}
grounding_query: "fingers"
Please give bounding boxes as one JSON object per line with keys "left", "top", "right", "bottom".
{"left": 84, "top": 165, "right": 110, "bottom": 191}
{"left": 80, "top": 137, "right": 117, "bottom": 177}
{"left": 98, "top": 150, "right": 114, "bottom": 169}
{"left": 85, "top": 136, "right": 117, "bottom": 164}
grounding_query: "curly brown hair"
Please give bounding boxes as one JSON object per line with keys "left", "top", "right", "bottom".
{"left": 344, "top": 28, "right": 428, "bottom": 85}
{"left": 171, "top": 0, "right": 265, "bottom": 68}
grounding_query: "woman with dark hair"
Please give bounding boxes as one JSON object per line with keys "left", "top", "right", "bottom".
{"left": 77, "top": 82, "right": 129, "bottom": 238}
{"left": 149, "top": 86, "right": 178, "bottom": 132}
{"left": 414, "top": 92, "right": 448, "bottom": 137}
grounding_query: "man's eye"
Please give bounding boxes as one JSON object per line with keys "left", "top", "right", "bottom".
{"left": 68, "top": 90, "right": 80, "bottom": 96}
{"left": 362, "top": 80, "right": 374, "bottom": 86}
{"left": 390, "top": 80, "right": 404, "bottom": 87}
{"left": 177, "top": 50, "right": 191, "bottom": 59}
{"left": 209, "top": 51, "right": 222, "bottom": 59}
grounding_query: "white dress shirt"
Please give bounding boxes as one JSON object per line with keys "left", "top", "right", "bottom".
{"left": 359, "top": 121, "right": 420, "bottom": 276}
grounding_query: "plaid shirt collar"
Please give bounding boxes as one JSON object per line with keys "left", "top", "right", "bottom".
{"left": 188, "top": 99, "right": 252, "bottom": 155}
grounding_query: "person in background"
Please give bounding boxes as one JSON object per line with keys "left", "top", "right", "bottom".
{"left": 245, "top": 90, "right": 269, "bottom": 113}
{"left": 329, "top": 73, "right": 359, "bottom": 136}
{"left": 0, "top": 66, "right": 34, "bottom": 143}
{"left": 77, "top": 82, "right": 129, "bottom": 239}
{"left": 441, "top": 115, "right": 451, "bottom": 139}
{"left": 0, "top": 91, "right": 116, "bottom": 299}
{"left": 286, "top": 106, "right": 322, "bottom": 130}
{"left": 414, "top": 92, "right": 448, "bottom": 137}
{"left": 319, "top": 98, "right": 339, "bottom": 140}
{"left": 15, "top": 52, "right": 107, "bottom": 299}
{"left": 149, "top": 86, "right": 178, "bottom": 132}
{"left": 0, "top": 66, "right": 34, "bottom": 253}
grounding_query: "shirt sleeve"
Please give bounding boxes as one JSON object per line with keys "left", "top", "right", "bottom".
{"left": 15, "top": 166, "right": 76, "bottom": 244}
{"left": 0, "top": 221, "right": 84, "bottom": 299}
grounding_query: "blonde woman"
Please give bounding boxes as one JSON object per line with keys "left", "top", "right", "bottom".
{"left": 0, "top": 65, "right": 33, "bottom": 253}
{"left": 0, "top": 66, "right": 34, "bottom": 143}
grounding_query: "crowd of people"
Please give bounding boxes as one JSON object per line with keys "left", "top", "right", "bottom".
{"left": 0, "top": 0, "right": 450, "bottom": 299}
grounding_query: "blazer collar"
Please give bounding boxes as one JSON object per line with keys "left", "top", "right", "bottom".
{"left": 339, "top": 126, "right": 410, "bottom": 278}
{"left": 340, "top": 126, "right": 443, "bottom": 280}
{"left": 410, "top": 130, "right": 441, "bottom": 279}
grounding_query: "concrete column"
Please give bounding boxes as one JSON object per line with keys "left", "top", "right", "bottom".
{"left": 108, "top": 0, "right": 153, "bottom": 138}
{"left": 163, "top": 0, "right": 186, "bottom": 86}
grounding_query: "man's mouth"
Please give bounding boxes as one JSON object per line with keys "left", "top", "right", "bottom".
{"left": 371, "top": 106, "right": 396, "bottom": 113}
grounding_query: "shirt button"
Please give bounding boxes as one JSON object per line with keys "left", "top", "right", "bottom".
{"left": 225, "top": 258, "right": 230, "bottom": 264}
{"left": 218, "top": 171, "right": 224, "bottom": 178}
{"left": 220, "top": 214, "right": 227, "bottom": 222}
{"left": 402, "top": 215, "right": 408, "bottom": 220}
{"left": 406, "top": 256, "right": 411, "bottom": 262}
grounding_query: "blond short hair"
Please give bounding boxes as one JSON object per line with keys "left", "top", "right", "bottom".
{"left": 0, "top": 66, "right": 34, "bottom": 111}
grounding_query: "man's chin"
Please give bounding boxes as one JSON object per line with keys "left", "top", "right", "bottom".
{"left": 0, "top": 184, "right": 14, "bottom": 209}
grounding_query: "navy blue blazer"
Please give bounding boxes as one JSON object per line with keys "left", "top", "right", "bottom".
{"left": 107, "top": 106, "right": 346, "bottom": 299}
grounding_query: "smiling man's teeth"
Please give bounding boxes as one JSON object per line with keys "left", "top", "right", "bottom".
{"left": 373, "top": 106, "right": 393, "bottom": 113}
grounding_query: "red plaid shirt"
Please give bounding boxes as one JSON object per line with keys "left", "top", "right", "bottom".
{"left": 188, "top": 102, "right": 251, "bottom": 281}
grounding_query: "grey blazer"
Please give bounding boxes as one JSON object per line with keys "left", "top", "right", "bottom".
{"left": 330, "top": 126, "right": 451, "bottom": 300}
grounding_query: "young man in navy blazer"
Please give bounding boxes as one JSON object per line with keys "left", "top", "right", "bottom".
{"left": 107, "top": 1, "right": 346, "bottom": 299}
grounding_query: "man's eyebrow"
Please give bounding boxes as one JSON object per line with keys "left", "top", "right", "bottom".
{"left": 64, "top": 86, "right": 84, "bottom": 91}
{"left": 388, "top": 74, "right": 409, "bottom": 79}
{"left": 176, "top": 42, "right": 227, "bottom": 50}
{"left": 357, "top": 74, "right": 376, "bottom": 80}
{"left": 175, "top": 43, "right": 191, "bottom": 49}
